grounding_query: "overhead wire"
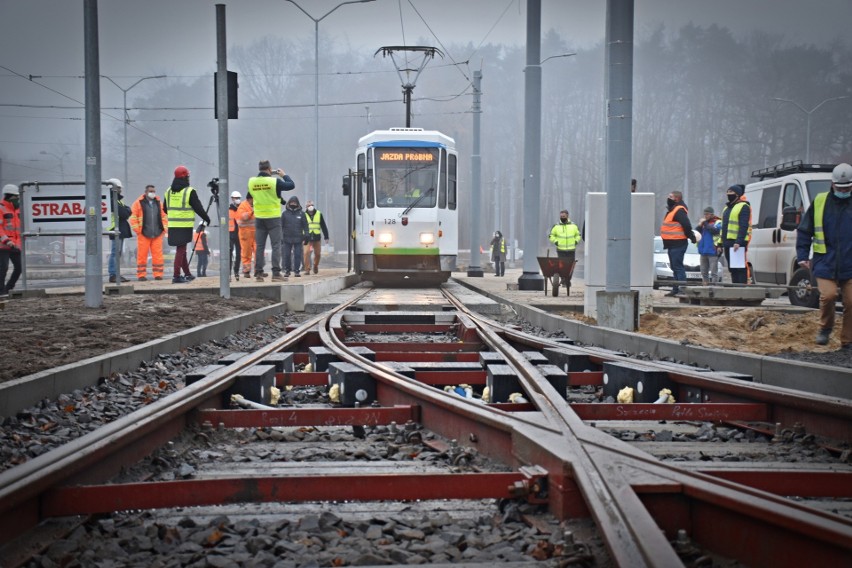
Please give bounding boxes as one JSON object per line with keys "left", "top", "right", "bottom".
{"left": 0, "top": 64, "right": 213, "bottom": 167}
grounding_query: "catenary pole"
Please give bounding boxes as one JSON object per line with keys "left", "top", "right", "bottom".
{"left": 84, "top": 0, "right": 103, "bottom": 308}
{"left": 216, "top": 4, "right": 231, "bottom": 298}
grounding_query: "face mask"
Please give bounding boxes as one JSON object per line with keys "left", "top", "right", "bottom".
{"left": 290, "top": 204, "right": 298, "bottom": 210}
{"left": 834, "top": 189, "right": 852, "bottom": 199}
{"left": 232, "top": 198, "right": 240, "bottom": 205}
{"left": 666, "top": 198, "right": 676, "bottom": 209}
{"left": 560, "top": 217, "right": 568, "bottom": 223}
{"left": 8, "top": 196, "right": 19, "bottom": 209}
{"left": 726, "top": 193, "right": 737, "bottom": 204}
{"left": 146, "top": 192, "right": 156, "bottom": 200}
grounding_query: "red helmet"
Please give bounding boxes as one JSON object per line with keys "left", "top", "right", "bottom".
{"left": 174, "top": 165, "right": 189, "bottom": 178}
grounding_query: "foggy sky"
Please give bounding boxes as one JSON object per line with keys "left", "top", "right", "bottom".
{"left": 1, "top": 0, "right": 850, "bottom": 183}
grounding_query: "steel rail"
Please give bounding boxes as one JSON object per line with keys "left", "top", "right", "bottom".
{"left": 0, "top": 288, "right": 372, "bottom": 545}
{"left": 440, "top": 288, "right": 852, "bottom": 567}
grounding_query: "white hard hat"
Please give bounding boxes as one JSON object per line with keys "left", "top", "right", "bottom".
{"left": 693, "top": 230, "right": 702, "bottom": 243}
{"left": 231, "top": 191, "right": 241, "bottom": 198}
{"left": 107, "top": 178, "right": 123, "bottom": 188}
{"left": 3, "top": 184, "right": 19, "bottom": 195}
{"left": 832, "top": 163, "right": 852, "bottom": 188}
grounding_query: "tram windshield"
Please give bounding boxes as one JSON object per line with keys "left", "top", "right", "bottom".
{"left": 373, "top": 147, "right": 439, "bottom": 208}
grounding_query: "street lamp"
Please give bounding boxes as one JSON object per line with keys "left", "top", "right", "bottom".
{"left": 771, "top": 95, "right": 849, "bottom": 163}
{"left": 102, "top": 74, "right": 166, "bottom": 185}
{"left": 285, "top": 0, "right": 375, "bottom": 206}
{"left": 40, "top": 150, "right": 69, "bottom": 179}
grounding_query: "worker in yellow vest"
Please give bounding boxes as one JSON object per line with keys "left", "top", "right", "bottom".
{"left": 163, "top": 165, "right": 211, "bottom": 284}
{"left": 549, "top": 210, "right": 582, "bottom": 292}
{"left": 302, "top": 200, "right": 329, "bottom": 275}
{"left": 721, "top": 184, "right": 752, "bottom": 285}
{"left": 247, "top": 159, "right": 295, "bottom": 282}
{"left": 796, "top": 163, "right": 852, "bottom": 349}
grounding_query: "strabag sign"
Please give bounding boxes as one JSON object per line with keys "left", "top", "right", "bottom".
{"left": 21, "top": 182, "right": 113, "bottom": 234}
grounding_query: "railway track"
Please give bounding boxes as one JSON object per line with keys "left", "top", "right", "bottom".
{"left": 1, "top": 285, "right": 851, "bottom": 567}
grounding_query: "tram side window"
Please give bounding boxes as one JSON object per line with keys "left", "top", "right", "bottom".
{"left": 447, "top": 154, "right": 457, "bottom": 210}
{"left": 781, "top": 183, "right": 803, "bottom": 226}
{"left": 757, "top": 184, "right": 781, "bottom": 228}
{"left": 438, "top": 149, "right": 447, "bottom": 208}
{"left": 357, "top": 153, "right": 366, "bottom": 210}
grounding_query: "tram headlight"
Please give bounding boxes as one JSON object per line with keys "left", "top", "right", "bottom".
{"left": 377, "top": 232, "right": 394, "bottom": 246}
{"left": 420, "top": 232, "right": 435, "bottom": 245}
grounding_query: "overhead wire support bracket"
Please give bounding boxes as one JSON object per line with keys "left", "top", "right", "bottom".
{"left": 375, "top": 46, "right": 444, "bottom": 127}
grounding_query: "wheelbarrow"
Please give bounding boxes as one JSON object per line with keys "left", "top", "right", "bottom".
{"left": 537, "top": 253, "right": 577, "bottom": 297}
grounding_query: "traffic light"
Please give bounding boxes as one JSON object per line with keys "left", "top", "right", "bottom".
{"left": 214, "top": 71, "right": 238, "bottom": 119}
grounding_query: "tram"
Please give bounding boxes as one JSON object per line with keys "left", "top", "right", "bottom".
{"left": 342, "top": 127, "right": 458, "bottom": 285}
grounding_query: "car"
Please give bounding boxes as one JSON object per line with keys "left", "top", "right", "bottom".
{"left": 653, "top": 236, "right": 721, "bottom": 289}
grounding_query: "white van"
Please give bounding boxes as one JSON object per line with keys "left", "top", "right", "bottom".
{"left": 743, "top": 161, "right": 834, "bottom": 307}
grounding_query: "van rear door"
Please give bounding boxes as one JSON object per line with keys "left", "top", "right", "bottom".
{"left": 750, "top": 183, "right": 782, "bottom": 284}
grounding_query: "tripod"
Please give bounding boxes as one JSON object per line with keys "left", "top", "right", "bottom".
{"left": 187, "top": 192, "right": 219, "bottom": 266}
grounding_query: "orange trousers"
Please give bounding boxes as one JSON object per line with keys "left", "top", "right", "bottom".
{"left": 239, "top": 227, "right": 256, "bottom": 274}
{"left": 137, "top": 234, "right": 164, "bottom": 278}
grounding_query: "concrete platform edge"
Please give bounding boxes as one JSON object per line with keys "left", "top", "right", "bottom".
{"left": 0, "top": 303, "right": 287, "bottom": 418}
{"left": 453, "top": 278, "right": 852, "bottom": 400}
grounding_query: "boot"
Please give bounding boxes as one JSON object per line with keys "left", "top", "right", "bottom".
{"left": 815, "top": 328, "right": 831, "bottom": 346}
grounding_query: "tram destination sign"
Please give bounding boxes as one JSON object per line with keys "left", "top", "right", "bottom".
{"left": 21, "top": 182, "right": 114, "bottom": 235}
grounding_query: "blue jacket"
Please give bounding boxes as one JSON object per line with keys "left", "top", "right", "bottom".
{"left": 697, "top": 216, "right": 720, "bottom": 256}
{"left": 796, "top": 191, "right": 852, "bottom": 280}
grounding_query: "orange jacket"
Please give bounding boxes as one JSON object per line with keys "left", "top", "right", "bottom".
{"left": 130, "top": 194, "right": 168, "bottom": 237}
{"left": 228, "top": 205, "right": 239, "bottom": 232}
{"left": 660, "top": 204, "right": 688, "bottom": 241}
{"left": 0, "top": 198, "right": 21, "bottom": 250}
{"left": 236, "top": 200, "right": 255, "bottom": 229}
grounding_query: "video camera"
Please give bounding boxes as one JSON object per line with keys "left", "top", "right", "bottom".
{"left": 207, "top": 177, "right": 220, "bottom": 196}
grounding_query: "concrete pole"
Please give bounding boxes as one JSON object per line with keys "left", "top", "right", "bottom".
{"left": 518, "top": 0, "right": 544, "bottom": 291}
{"left": 83, "top": 0, "right": 103, "bottom": 308}
{"left": 216, "top": 4, "right": 231, "bottom": 298}
{"left": 597, "top": 0, "right": 636, "bottom": 329}
{"left": 468, "top": 70, "right": 484, "bottom": 277}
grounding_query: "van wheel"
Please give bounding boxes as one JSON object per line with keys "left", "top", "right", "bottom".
{"left": 788, "top": 267, "right": 819, "bottom": 308}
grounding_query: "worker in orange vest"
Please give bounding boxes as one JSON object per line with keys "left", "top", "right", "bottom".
{"left": 236, "top": 192, "right": 256, "bottom": 278}
{"left": 660, "top": 190, "right": 696, "bottom": 296}
{"left": 228, "top": 191, "right": 242, "bottom": 281}
{"left": 193, "top": 226, "right": 210, "bottom": 277}
{"left": 0, "top": 184, "right": 22, "bottom": 297}
{"left": 129, "top": 185, "right": 168, "bottom": 281}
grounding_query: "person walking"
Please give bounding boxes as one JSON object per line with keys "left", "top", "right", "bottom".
{"left": 660, "top": 191, "right": 696, "bottom": 296}
{"left": 0, "top": 184, "right": 22, "bottom": 298}
{"left": 302, "top": 200, "right": 329, "bottom": 275}
{"left": 548, "top": 210, "right": 581, "bottom": 293}
{"left": 228, "top": 191, "right": 242, "bottom": 281}
{"left": 721, "top": 184, "right": 752, "bottom": 285}
{"left": 489, "top": 230, "right": 507, "bottom": 277}
{"left": 796, "top": 163, "right": 852, "bottom": 349}
{"left": 106, "top": 178, "right": 132, "bottom": 283}
{"left": 194, "top": 226, "right": 209, "bottom": 277}
{"left": 129, "top": 185, "right": 168, "bottom": 281}
{"left": 281, "top": 195, "right": 308, "bottom": 277}
{"left": 248, "top": 160, "right": 295, "bottom": 282}
{"left": 696, "top": 206, "right": 722, "bottom": 285}
{"left": 163, "top": 165, "right": 211, "bottom": 284}
{"left": 237, "top": 193, "right": 256, "bottom": 279}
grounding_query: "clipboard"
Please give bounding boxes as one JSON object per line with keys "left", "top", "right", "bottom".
{"left": 729, "top": 247, "right": 746, "bottom": 269}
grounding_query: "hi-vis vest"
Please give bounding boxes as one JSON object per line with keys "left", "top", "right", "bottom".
{"left": 306, "top": 210, "right": 323, "bottom": 236}
{"left": 248, "top": 176, "right": 280, "bottom": 219}
{"left": 812, "top": 192, "right": 829, "bottom": 254}
{"left": 660, "top": 205, "right": 688, "bottom": 241}
{"left": 549, "top": 222, "right": 581, "bottom": 251}
{"left": 165, "top": 186, "right": 196, "bottom": 228}
{"left": 725, "top": 200, "right": 752, "bottom": 243}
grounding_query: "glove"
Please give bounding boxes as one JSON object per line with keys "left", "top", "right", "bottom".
{"left": 303, "top": 240, "right": 309, "bottom": 246}
{"left": 197, "top": 222, "right": 206, "bottom": 232}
